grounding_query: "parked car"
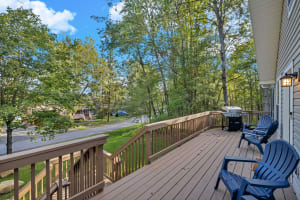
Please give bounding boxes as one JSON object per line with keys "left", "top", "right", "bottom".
{"left": 114, "top": 111, "right": 128, "bottom": 116}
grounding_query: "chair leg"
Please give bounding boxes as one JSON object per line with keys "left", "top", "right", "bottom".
{"left": 238, "top": 134, "right": 244, "bottom": 148}
{"left": 256, "top": 143, "right": 264, "bottom": 154}
{"left": 215, "top": 175, "right": 221, "bottom": 189}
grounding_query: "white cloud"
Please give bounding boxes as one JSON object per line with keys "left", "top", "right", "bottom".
{"left": 109, "top": 1, "right": 124, "bottom": 21}
{"left": 0, "top": 0, "right": 76, "bottom": 34}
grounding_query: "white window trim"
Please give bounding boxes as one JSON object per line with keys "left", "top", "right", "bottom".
{"left": 288, "top": 0, "right": 296, "bottom": 18}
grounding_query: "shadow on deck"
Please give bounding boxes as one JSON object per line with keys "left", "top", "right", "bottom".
{"left": 93, "top": 129, "right": 297, "bottom": 200}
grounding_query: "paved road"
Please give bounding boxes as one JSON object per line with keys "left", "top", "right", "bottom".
{"left": 0, "top": 117, "right": 147, "bottom": 155}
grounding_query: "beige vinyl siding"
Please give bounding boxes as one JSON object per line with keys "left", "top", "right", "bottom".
{"left": 277, "top": 0, "right": 300, "bottom": 194}
{"left": 277, "top": 0, "right": 299, "bottom": 147}
{"left": 277, "top": 0, "right": 300, "bottom": 75}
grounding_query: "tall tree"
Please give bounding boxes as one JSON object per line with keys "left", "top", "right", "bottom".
{"left": 0, "top": 8, "right": 76, "bottom": 154}
{"left": 207, "top": 0, "right": 245, "bottom": 106}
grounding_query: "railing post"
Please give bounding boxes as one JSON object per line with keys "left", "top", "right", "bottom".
{"left": 14, "top": 168, "right": 19, "bottom": 200}
{"left": 209, "top": 113, "right": 212, "bottom": 128}
{"left": 96, "top": 145, "right": 104, "bottom": 191}
{"left": 145, "top": 131, "right": 151, "bottom": 165}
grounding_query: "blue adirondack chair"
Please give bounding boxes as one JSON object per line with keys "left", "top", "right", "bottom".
{"left": 238, "top": 115, "right": 273, "bottom": 147}
{"left": 215, "top": 139, "right": 300, "bottom": 200}
{"left": 238, "top": 120, "right": 278, "bottom": 154}
{"left": 241, "top": 196, "right": 258, "bottom": 200}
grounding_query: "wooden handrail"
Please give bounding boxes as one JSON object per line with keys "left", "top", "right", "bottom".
{"left": 0, "top": 134, "right": 108, "bottom": 200}
{"left": 103, "top": 111, "right": 219, "bottom": 181}
{"left": 103, "top": 110, "right": 269, "bottom": 182}
{"left": 0, "top": 134, "right": 108, "bottom": 173}
{"left": 144, "top": 111, "right": 211, "bottom": 130}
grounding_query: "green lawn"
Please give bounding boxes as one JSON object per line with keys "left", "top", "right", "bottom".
{"left": 103, "top": 124, "right": 144, "bottom": 153}
{"left": 0, "top": 123, "right": 143, "bottom": 200}
{"left": 0, "top": 162, "right": 45, "bottom": 200}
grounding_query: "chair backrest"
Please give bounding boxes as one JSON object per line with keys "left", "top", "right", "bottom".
{"left": 257, "top": 115, "right": 272, "bottom": 129}
{"left": 254, "top": 140, "right": 300, "bottom": 182}
{"left": 261, "top": 121, "right": 279, "bottom": 142}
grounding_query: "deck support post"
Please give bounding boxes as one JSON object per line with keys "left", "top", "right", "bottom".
{"left": 145, "top": 131, "right": 151, "bottom": 164}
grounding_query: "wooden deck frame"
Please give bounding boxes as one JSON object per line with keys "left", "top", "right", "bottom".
{"left": 95, "top": 129, "right": 297, "bottom": 200}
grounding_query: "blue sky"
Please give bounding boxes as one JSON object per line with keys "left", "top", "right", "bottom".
{"left": 42, "top": 0, "right": 108, "bottom": 42}
{"left": 0, "top": 0, "right": 124, "bottom": 44}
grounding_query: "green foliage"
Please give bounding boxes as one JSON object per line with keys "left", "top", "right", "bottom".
{"left": 95, "top": 0, "right": 263, "bottom": 120}
{"left": 0, "top": 8, "right": 114, "bottom": 153}
{"left": 26, "top": 111, "right": 73, "bottom": 140}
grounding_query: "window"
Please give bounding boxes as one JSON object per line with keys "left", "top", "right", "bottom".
{"left": 288, "top": 0, "right": 295, "bottom": 18}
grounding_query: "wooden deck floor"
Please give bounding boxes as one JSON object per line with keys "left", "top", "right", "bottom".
{"left": 94, "top": 129, "right": 297, "bottom": 200}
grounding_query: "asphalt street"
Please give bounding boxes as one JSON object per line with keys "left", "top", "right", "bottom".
{"left": 0, "top": 117, "right": 147, "bottom": 155}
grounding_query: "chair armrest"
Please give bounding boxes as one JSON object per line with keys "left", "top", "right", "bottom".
{"left": 241, "top": 195, "right": 258, "bottom": 200}
{"left": 244, "top": 178, "right": 290, "bottom": 188}
{"left": 222, "top": 156, "right": 257, "bottom": 170}
{"left": 243, "top": 123, "right": 257, "bottom": 130}
{"left": 237, "top": 178, "right": 290, "bottom": 199}
{"left": 244, "top": 123, "right": 257, "bottom": 127}
{"left": 254, "top": 129, "right": 267, "bottom": 135}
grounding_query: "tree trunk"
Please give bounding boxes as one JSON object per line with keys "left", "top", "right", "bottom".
{"left": 107, "top": 91, "right": 111, "bottom": 122}
{"left": 213, "top": 0, "right": 229, "bottom": 106}
{"left": 6, "top": 122, "right": 13, "bottom": 154}
{"left": 136, "top": 45, "right": 157, "bottom": 116}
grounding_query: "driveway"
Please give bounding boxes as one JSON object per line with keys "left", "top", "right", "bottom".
{"left": 0, "top": 117, "right": 148, "bottom": 155}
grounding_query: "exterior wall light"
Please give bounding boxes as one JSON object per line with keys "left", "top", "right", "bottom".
{"left": 280, "top": 72, "right": 298, "bottom": 87}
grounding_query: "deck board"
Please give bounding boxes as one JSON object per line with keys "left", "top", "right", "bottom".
{"left": 93, "top": 129, "right": 298, "bottom": 200}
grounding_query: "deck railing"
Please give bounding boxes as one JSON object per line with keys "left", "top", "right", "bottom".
{"left": 0, "top": 110, "right": 269, "bottom": 199}
{"left": 0, "top": 134, "right": 108, "bottom": 200}
{"left": 103, "top": 110, "right": 270, "bottom": 182}
{"left": 103, "top": 111, "right": 224, "bottom": 181}
{"left": 18, "top": 152, "right": 81, "bottom": 200}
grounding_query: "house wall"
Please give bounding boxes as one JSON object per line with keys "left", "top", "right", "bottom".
{"left": 276, "top": 0, "right": 300, "bottom": 197}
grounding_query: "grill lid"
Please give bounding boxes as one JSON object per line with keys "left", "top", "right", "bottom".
{"left": 221, "top": 106, "right": 242, "bottom": 113}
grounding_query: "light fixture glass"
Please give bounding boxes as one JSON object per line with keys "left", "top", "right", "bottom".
{"left": 280, "top": 74, "right": 293, "bottom": 87}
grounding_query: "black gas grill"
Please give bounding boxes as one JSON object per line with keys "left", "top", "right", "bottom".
{"left": 221, "top": 106, "right": 247, "bottom": 131}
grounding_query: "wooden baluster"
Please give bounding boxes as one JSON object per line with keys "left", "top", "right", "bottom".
{"left": 69, "top": 153, "right": 74, "bottom": 197}
{"left": 92, "top": 148, "right": 95, "bottom": 185}
{"left": 163, "top": 127, "right": 166, "bottom": 148}
{"left": 135, "top": 141, "right": 137, "bottom": 171}
{"left": 123, "top": 152, "right": 126, "bottom": 177}
{"left": 86, "top": 152, "right": 90, "bottom": 188}
{"left": 46, "top": 160, "right": 50, "bottom": 200}
{"left": 58, "top": 156, "right": 62, "bottom": 200}
{"left": 54, "top": 163, "right": 59, "bottom": 181}
{"left": 113, "top": 156, "right": 117, "bottom": 181}
{"left": 166, "top": 127, "right": 168, "bottom": 147}
{"left": 142, "top": 135, "right": 145, "bottom": 167}
{"left": 31, "top": 163, "right": 36, "bottom": 200}
{"left": 35, "top": 182, "right": 37, "bottom": 199}
{"left": 151, "top": 133, "right": 153, "bottom": 155}
{"left": 49, "top": 165, "right": 52, "bottom": 185}
{"left": 65, "top": 160, "right": 68, "bottom": 179}
{"left": 89, "top": 148, "right": 93, "bottom": 187}
{"left": 65, "top": 185, "right": 68, "bottom": 199}
{"left": 138, "top": 138, "right": 141, "bottom": 168}
{"left": 80, "top": 150, "right": 84, "bottom": 192}
{"left": 96, "top": 145, "right": 103, "bottom": 192}
{"left": 118, "top": 154, "right": 121, "bottom": 179}
{"left": 131, "top": 144, "right": 134, "bottom": 172}
{"left": 14, "top": 168, "right": 19, "bottom": 200}
{"left": 157, "top": 130, "right": 159, "bottom": 152}
{"left": 41, "top": 178, "right": 43, "bottom": 194}
{"left": 160, "top": 129, "right": 162, "bottom": 150}
{"left": 153, "top": 130, "right": 156, "bottom": 153}
{"left": 145, "top": 131, "right": 151, "bottom": 164}
{"left": 125, "top": 149, "right": 128, "bottom": 176}
{"left": 171, "top": 125, "right": 173, "bottom": 143}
